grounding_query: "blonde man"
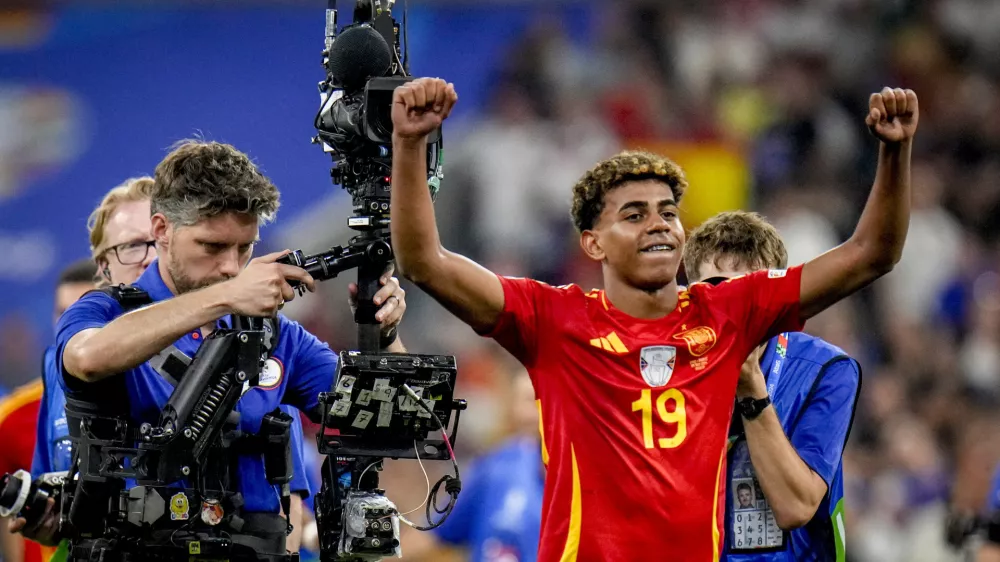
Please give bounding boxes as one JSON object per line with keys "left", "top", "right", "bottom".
{"left": 87, "top": 177, "right": 157, "bottom": 286}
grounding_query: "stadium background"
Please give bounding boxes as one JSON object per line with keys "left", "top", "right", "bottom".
{"left": 1, "top": 1, "right": 999, "bottom": 560}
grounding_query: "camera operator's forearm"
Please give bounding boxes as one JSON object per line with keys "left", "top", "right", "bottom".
{"left": 743, "top": 407, "right": 827, "bottom": 530}
{"left": 64, "top": 285, "right": 231, "bottom": 382}
{"left": 286, "top": 495, "right": 303, "bottom": 553}
{"left": 385, "top": 336, "right": 406, "bottom": 354}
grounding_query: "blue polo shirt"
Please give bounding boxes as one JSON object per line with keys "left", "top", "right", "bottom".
{"left": 31, "top": 345, "right": 72, "bottom": 477}
{"left": 723, "top": 332, "right": 861, "bottom": 562}
{"left": 433, "top": 436, "right": 544, "bottom": 562}
{"left": 54, "top": 260, "right": 335, "bottom": 513}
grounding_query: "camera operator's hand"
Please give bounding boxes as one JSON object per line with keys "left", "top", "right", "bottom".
{"left": 348, "top": 263, "right": 406, "bottom": 337}
{"left": 9, "top": 498, "right": 60, "bottom": 546}
{"left": 218, "top": 250, "right": 316, "bottom": 316}
{"left": 391, "top": 78, "right": 458, "bottom": 142}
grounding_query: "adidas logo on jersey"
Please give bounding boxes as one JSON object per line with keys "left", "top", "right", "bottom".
{"left": 590, "top": 332, "right": 629, "bottom": 354}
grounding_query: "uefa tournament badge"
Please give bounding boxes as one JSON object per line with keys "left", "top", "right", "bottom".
{"left": 639, "top": 346, "right": 677, "bottom": 387}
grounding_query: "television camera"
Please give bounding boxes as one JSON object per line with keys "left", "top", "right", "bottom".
{"left": 284, "top": 0, "right": 464, "bottom": 559}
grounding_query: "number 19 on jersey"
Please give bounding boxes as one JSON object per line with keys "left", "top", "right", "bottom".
{"left": 631, "top": 388, "right": 687, "bottom": 448}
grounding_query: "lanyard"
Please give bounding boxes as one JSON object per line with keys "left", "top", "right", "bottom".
{"left": 765, "top": 333, "right": 789, "bottom": 396}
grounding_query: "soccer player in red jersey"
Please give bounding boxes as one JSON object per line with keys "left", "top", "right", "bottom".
{"left": 388, "top": 80, "right": 918, "bottom": 561}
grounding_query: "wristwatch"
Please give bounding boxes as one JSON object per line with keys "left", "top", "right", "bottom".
{"left": 737, "top": 396, "right": 771, "bottom": 420}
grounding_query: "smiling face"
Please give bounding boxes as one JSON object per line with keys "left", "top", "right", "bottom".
{"left": 580, "top": 179, "right": 685, "bottom": 291}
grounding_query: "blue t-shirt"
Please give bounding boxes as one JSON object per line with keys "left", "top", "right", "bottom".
{"left": 433, "top": 437, "right": 543, "bottom": 562}
{"left": 31, "top": 346, "right": 73, "bottom": 477}
{"left": 723, "top": 332, "right": 860, "bottom": 562}
{"left": 54, "top": 261, "right": 335, "bottom": 513}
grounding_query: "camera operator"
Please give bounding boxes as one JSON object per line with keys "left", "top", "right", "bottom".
{"left": 0, "top": 259, "right": 96, "bottom": 562}
{"left": 18, "top": 176, "right": 317, "bottom": 557}
{"left": 50, "top": 140, "right": 407, "bottom": 557}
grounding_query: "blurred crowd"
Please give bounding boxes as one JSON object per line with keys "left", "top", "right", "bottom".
{"left": 4, "top": 0, "right": 1000, "bottom": 561}
{"left": 349, "top": 1, "right": 1000, "bottom": 560}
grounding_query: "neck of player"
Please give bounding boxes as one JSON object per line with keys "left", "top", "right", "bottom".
{"left": 603, "top": 273, "right": 679, "bottom": 320}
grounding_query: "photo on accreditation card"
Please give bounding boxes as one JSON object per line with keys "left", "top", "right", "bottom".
{"left": 733, "top": 479, "right": 757, "bottom": 511}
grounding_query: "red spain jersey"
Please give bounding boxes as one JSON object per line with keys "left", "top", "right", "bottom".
{"left": 483, "top": 266, "right": 805, "bottom": 561}
{"left": 0, "top": 379, "right": 56, "bottom": 562}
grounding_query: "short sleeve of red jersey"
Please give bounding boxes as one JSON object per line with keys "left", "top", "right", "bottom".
{"left": 709, "top": 264, "right": 805, "bottom": 347}
{"left": 478, "top": 275, "right": 557, "bottom": 367}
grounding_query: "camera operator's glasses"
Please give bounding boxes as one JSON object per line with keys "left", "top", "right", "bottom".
{"left": 104, "top": 240, "right": 156, "bottom": 265}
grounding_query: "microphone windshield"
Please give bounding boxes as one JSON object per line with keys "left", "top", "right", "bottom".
{"left": 327, "top": 25, "right": 392, "bottom": 93}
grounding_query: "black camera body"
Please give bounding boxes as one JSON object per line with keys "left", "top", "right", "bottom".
{"left": 0, "top": 470, "right": 68, "bottom": 530}
{"left": 284, "top": 2, "right": 465, "bottom": 561}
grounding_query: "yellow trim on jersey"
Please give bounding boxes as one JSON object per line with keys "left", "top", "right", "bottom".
{"left": 712, "top": 444, "right": 726, "bottom": 562}
{"left": 536, "top": 399, "right": 550, "bottom": 466}
{"left": 559, "top": 444, "right": 581, "bottom": 562}
{"left": 599, "top": 291, "right": 609, "bottom": 311}
{"left": 0, "top": 379, "right": 43, "bottom": 427}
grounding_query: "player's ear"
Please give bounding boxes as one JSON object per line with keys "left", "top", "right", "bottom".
{"left": 580, "top": 230, "right": 606, "bottom": 262}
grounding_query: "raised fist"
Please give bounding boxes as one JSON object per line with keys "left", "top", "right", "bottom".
{"left": 866, "top": 87, "right": 919, "bottom": 145}
{"left": 391, "top": 78, "right": 458, "bottom": 141}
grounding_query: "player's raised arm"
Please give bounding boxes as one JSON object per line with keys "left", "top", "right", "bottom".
{"left": 799, "top": 87, "right": 918, "bottom": 320}
{"left": 389, "top": 78, "right": 506, "bottom": 333}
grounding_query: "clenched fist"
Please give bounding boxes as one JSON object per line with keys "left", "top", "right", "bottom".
{"left": 866, "top": 87, "right": 919, "bottom": 145}
{"left": 218, "top": 250, "right": 316, "bottom": 317}
{"left": 391, "top": 78, "right": 458, "bottom": 142}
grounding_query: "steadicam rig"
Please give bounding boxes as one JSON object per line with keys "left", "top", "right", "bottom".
{"left": 279, "top": 1, "right": 466, "bottom": 560}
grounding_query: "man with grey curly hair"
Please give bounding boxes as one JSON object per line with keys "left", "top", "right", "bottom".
{"left": 51, "top": 140, "right": 408, "bottom": 558}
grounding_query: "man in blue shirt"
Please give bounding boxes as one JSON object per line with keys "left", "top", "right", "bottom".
{"left": 978, "top": 463, "right": 1000, "bottom": 562}
{"left": 32, "top": 176, "right": 157, "bottom": 480}
{"left": 24, "top": 141, "right": 409, "bottom": 556}
{"left": 28, "top": 177, "right": 316, "bottom": 555}
{"left": 683, "top": 211, "right": 862, "bottom": 562}
{"left": 32, "top": 259, "right": 100, "bottom": 478}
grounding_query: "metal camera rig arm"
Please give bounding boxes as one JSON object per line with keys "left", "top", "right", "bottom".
{"left": 56, "top": 316, "right": 288, "bottom": 562}
{"left": 71, "top": 316, "right": 268, "bottom": 487}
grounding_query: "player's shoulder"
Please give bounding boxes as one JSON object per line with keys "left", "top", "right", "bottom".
{"left": 0, "top": 379, "right": 44, "bottom": 425}
{"left": 503, "top": 275, "right": 588, "bottom": 297}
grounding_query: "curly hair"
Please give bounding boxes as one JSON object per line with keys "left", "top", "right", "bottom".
{"left": 570, "top": 150, "right": 688, "bottom": 233}
{"left": 682, "top": 211, "right": 788, "bottom": 282}
{"left": 88, "top": 176, "right": 154, "bottom": 259}
{"left": 151, "top": 140, "right": 280, "bottom": 227}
